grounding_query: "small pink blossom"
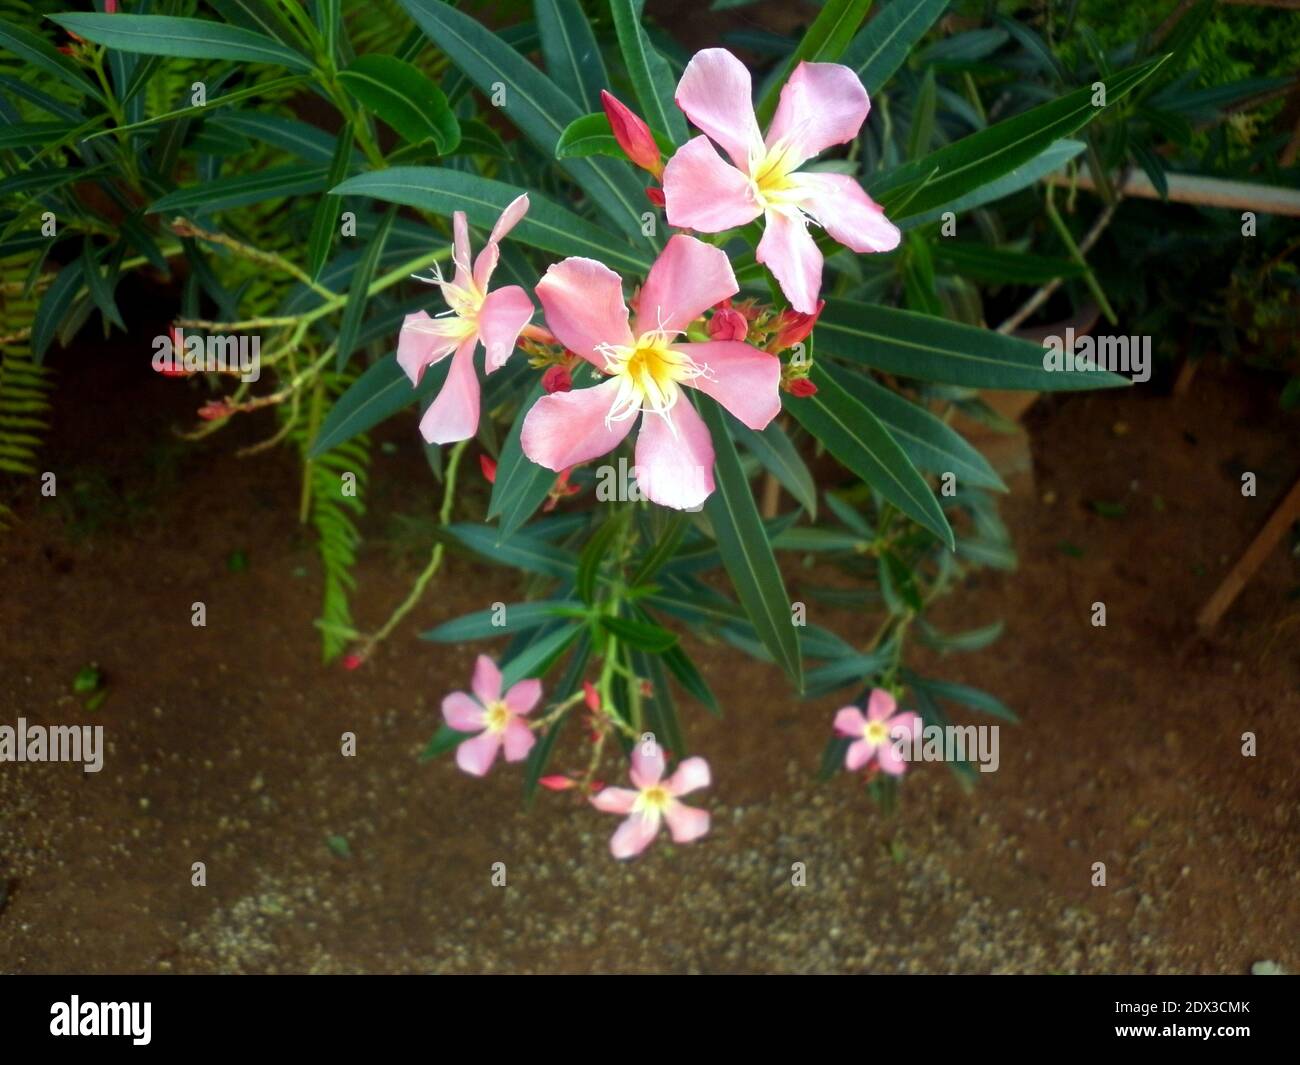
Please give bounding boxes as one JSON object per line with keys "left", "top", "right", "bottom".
{"left": 520, "top": 234, "right": 781, "bottom": 511}
{"left": 397, "top": 196, "right": 535, "bottom": 445}
{"left": 591, "top": 739, "right": 711, "bottom": 859}
{"left": 443, "top": 655, "right": 542, "bottom": 777}
{"left": 662, "top": 49, "right": 900, "bottom": 313}
{"left": 833, "top": 689, "right": 920, "bottom": 777}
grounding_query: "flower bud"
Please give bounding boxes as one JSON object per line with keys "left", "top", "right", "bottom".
{"left": 541, "top": 364, "right": 572, "bottom": 394}
{"left": 772, "top": 299, "right": 825, "bottom": 351}
{"left": 708, "top": 307, "right": 748, "bottom": 342}
{"left": 786, "top": 378, "right": 818, "bottom": 398}
{"left": 479, "top": 454, "right": 498, "bottom": 484}
{"left": 539, "top": 775, "right": 575, "bottom": 792}
{"left": 601, "top": 90, "right": 662, "bottom": 176}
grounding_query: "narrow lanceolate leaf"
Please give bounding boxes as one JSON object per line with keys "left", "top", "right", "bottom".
{"left": 732, "top": 420, "right": 818, "bottom": 519}
{"left": 444, "top": 524, "right": 577, "bottom": 579}
{"left": 609, "top": 0, "right": 687, "bottom": 144}
{"left": 841, "top": 0, "right": 948, "bottom": 94}
{"left": 786, "top": 362, "right": 954, "bottom": 549}
{"left": 536, "top": 0, "right": 609, "bottom": 113}
{"left": 334, "top": 167, "right": 652, "bottom": 275}
{"left": 489, "top": 384, "right": 558, "bottom": 541}
{"left": 754, "top": 0, "right": 874, "bottom": 126}
{"left": 396, "top": 0, "right": 648, "bottom": 238}
{"left": 870, "top": 55, "right": 1170, "bottom": 219}
{"left": 602, "top": 614, "right": 678, "bottom": 653}
{"left": 421, "top": 599, "right": 584, "bottom": 642}
{"left": 31, "top": 260, "right": 85, "bottom": 364}
{"left": 902, "top": 670, "right": 1020, "bottom": 723}
{"left": 698, "top": 396, "right": 802, "bottom": 689}
{"left": 576, "top": 513, "right": 624, "bottom": 605}
{"left": 310, "top": 352, "right": 445, "bottom": 457}
{"left": 0, "top": 18, "right": 105, "bottom": 104}
{"left": 149, "top": 166, "right": 328, "bottom": 215}
{"left": 931, "top": 243, "right": 1086, "bottom": 285}
{"left": 48, "top": 14, "right": 313, "bottom": 71}
{"left": 501, "top": 624, "right": 583, "bottom": 688}
{"left": 817, "top": 298, "right": 1129, "bottom": 391}
{"left": 336, "top": 208, "right": 395, "bottom": 371}
{"left": 523, "top": 631, "right": 591, "bottom": 801}
{"left": 339, "top": 55, "right": 460, "bottom": 152}
{"left": 838, "top": 373, "right": 1005, "bottom": 491}
{"left": 306, "top": 123, "right": 353, "bottom": 282}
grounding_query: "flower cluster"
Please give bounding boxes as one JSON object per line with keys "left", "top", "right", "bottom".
{"left": 398, "top": 48, "right": 900, "bottom": 512}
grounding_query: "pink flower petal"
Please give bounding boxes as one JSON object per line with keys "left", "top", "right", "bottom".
{"left": 591, "top": 787, "right": 640, "bottom": 815}
{"left": 471, "top": 654, "right": 503, "bottom": 705}
{"left": 418, "top": 338, "right": 480, "bottom": 444}
{"left": 876, "top": 737, "right": 909, "bottom": 776}
{"left": 662, "top": 135, "right": 762, "bottom": 233}
{"left": 610, "top": 811, "right": 661, "bottom": 859}
{"left": 630, "top": 740, "right": 666, "bottom": 788}
{"left": 489, "top": 193, "right": 529, "bottom": 245}
{"left": 666, "top": 756, "right": 711, "bottom": 797}
{"left": 678, "top": 340, "right": 781, "bottom": 430}
{"left": 867, "top": 688, "right": 897, "bottom": 721}
{"left": 456, "top": 730, "right": 501, "bottom": 776}
{"left": 472, "top": 240, "right": 499, "bottom": 291}
{"left": 477, "top": 284, "right": 533, "bottom": 373}
{"left": 520, "top": 378, "right": 635, "bottom": 471}
{"left": 633, "top": 398, "right": 715, "bottom": 511}
{"left": 443, "top": 691, "right": 485, "bottom": 732}
{"left": 502, "top": 717, "right": 536, "bottom": 762}
{"left": 504, "top": 678, "right": 542, "bottom": 715}
{"left": 396, "top": 310, "right": 462, "bottom": 386}
{"left": 635, "top": 235, "right": 738, "bottom": 337}
{"left": 888, "top": 710, "right": 921, "bottom": 742}
{"left": 766, "top": 61, "right": 869, "bottom": 169}
{"left": 675, "top": 48, "right": 763, "bottom": 169}
{"left": 833, "top": 706, "right": 868, "bottom": 737}
{"left": 845, "top": 738, "right": 875, "bottom": 771}
{"left": 535, "top": 257, "right": 632, "bottom": 365}
{"left": 756, "top": 207, "right": 823, "bottom": 315}
{"left": 795, "top": 172, "right": 901, "bottom": 254}
{"left": 663, "top": 800, "right": 710, "bottom": 844}
{"left": 452, "top": 210, "right": 472, "bottom": 288}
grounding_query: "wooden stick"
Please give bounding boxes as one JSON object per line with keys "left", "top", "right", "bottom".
{"left": 1044, "top": 170, "right": 1300, "bottom": 217}
{"left": 1197, "top": 473, "right": 1300, "bottom": 633}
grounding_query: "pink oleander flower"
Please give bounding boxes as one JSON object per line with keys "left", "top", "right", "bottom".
{"left": 442, "top": 655, "right": 541, "bottom": 776}
{"left": 520, "top": 234, "right": 781, "bottom": 510}
{"left": 398, "top": 196, "right": 535, "bottom": 444}
{"left": 591, "top": 740, "right": 710, "bottom": 859}
{"left": 662, "top": 48, "right": 901, "bottom": 314}
{"left": 833, "top": 689, "right": 921, "bottom": 776}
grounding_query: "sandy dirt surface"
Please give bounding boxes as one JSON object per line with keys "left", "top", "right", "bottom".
{"left": 1, "top": 342, "right": 1297, "bottom": 974}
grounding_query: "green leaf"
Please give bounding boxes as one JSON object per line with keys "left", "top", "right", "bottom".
{"left": 536, "top": 0, "right": 608, "bottom": 113}
{"left": 0, "top": 17, "right": 105, "bottom": 104}
{"left": 786, "top": 363, "right": 954, "bottom": 548}
{"left": 931, "top": 243, "right": 1086, "bottom": 285}
{"left": 903, "top": 671, "right": 1019, "bottom": 723}
{"left": 576, "top": 513, "right": 625, "bottom": 605}
{"left": 816, "top": 298, "right": 1129, "bottom": 391}
{"left": 556, "top": 112, "right": 675, "bottom": 160}
{"left": 31, "top": 259, "right": 85, "bottom": 364}
{"left": 841, "top": 0, "right": 948, "bottom": 94}
{"left": 80, "top": 241, "right": 123, "bottom": 331}
{"left": 872, "top": 56, "right": 1170, "bottom": 219}
{"left": 731, "top": 419, "right": 818, "bottom": 519}
{"left": 636, "top": 647, "right": 686, "bottom": 754}
{"left": 918, "top": 618, "right": 1004, "bottom": 653}
{"left": 444, "top": 524, "right": 577, "bottom": 579}
{"left": 335, "top": 207, "right": 395, "bottom": 371}
{"left": 488, "top": 383, "right": 557, "bottom": 540}
{"left": 310, "top": 352, "right": 443, "bottom": 457}
{"left": 333, "top": 167, "right": 652, "bottom": 276}
{"left": 602, "top": 614, "right": 678, "bottom": 653}
{"left": 523, "top": 631, "right": 591, "bottom": 800}
{"left": 660, "top": 641, "right": 719, "bottom": 715}
{"left": 339, "top": 54, "right": 460, "bottom": 152}
{"left": 306, "top": 123, "right": 353, "bottom": 282}
{"left": 755, "top": 0, "right": 873, "bottom": 126}
{"left": 501, "top": 624, "right": 583, "bottom": 688}
{"left": 698, "top": 396, "right": 802, "bottom": 688}
{"left": 630, "top": 511, "right": 688, "bottom": 587}
{"left": 48, "top": 13, "right": 313, "bottom": 71}
{"left": 609, "top": 0, "right": 687, "bottom": 144}
{"left": 838, "top": 373, "right": 1005, "bottom": 491}
{"left": 396, "top": 0, "right": 648, "bottom": 238}
{"left": 149, "top": 165, "right": 328, "bottom": 215}
{"left": 421, "top": 599, "right": 584, "bottom": 642}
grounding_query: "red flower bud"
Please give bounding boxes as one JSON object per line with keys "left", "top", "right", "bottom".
{"left": 197, "top": 400, "right": 230, "bottom": 421}
{"left": 539, "top": 775, "right": 575, "bottom": 792}
{"left": 601, "top": 90, "right": 662, "bottom": 176}
{"left": 479, "top": 454, "right": 498, "bottom": 484}
{"left": 106, "top": 0, "right": 119, "bottom": 12}
{"left": 644, "top": 186, "right": 666, "bottom": 208}
{"left": 708, "top": 307, "right": 748, "bottom": 342}
{"left": 583, "top": 680, "right": 601, "bottom": 714}
{"left": 787, "top": 378, "right": 818, "bottom": 398}
{"left": 341, "top": 653, "right": 364, "bottom": 671}
{"left": 773, "top": 299, "right": 825, "bottom": 351}
{"left": 541, "top": 364, "right": 572, "bottom": 394}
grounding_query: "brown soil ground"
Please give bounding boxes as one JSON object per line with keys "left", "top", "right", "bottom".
{"left": 1, "top": 332, "right": 1297, "bottom": 975}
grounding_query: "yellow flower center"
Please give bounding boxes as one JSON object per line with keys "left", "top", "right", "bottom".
{"left": 635, "top": 785, "right": 672, "bottom": 815}
{"left": 747, "top": 140, "right": 802, "bottom": 209}
{"left": 484, "top": 700, "right": 511, "bottom": 733}
{"left": 597, "top": 330, "right": 709, "bottom": 426}
{"left": 864, "top": 719, "right": 891, "bottom": 747}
